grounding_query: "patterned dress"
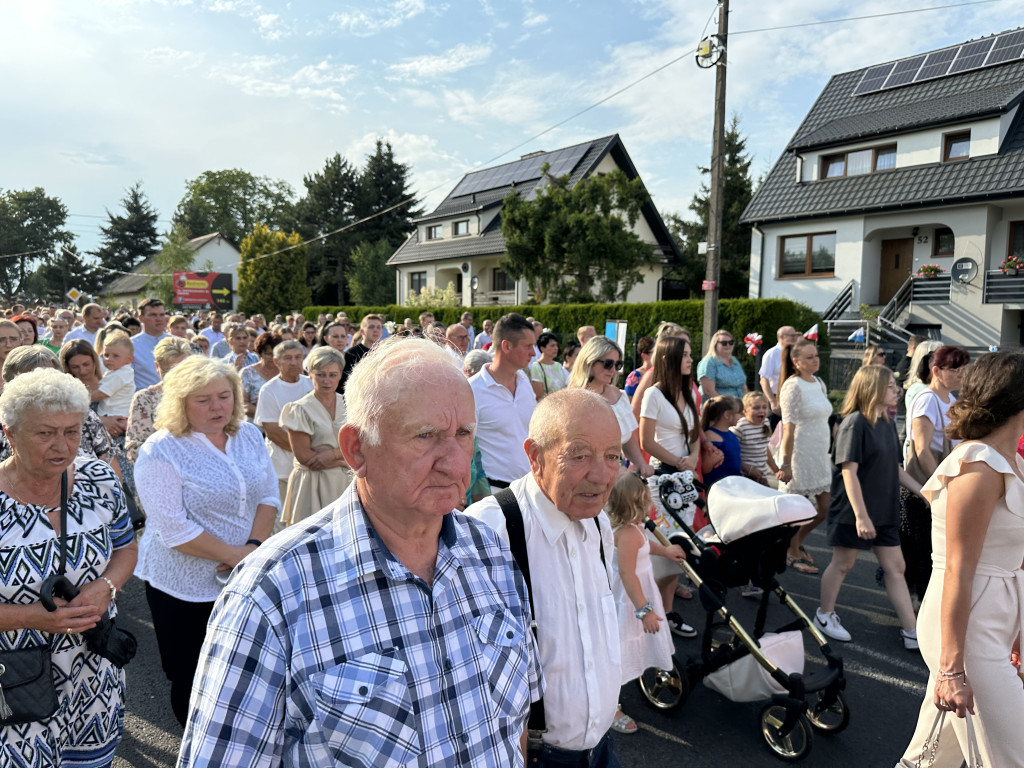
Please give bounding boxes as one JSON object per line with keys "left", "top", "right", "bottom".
{"left": 0, "top": 459, "right": 135, "bottom": 767}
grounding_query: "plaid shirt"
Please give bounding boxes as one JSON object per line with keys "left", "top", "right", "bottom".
{"left": 178, "top": 483, "right": 542, "bottom": 768}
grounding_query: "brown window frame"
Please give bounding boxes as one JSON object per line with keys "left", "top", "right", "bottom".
{"left": 819, "top": 144, "right": 897, "bottom": 179}
{"left": 1009, "top": 221, "right": 1024, "bottom": 258}
{"left": 492, "top": 267, "right": 516, "bottom": 292}
{"left": 777, "top": 231, "right": 837, "bottom": 279}
{"left": 933, "top": 227, "right": 955, "bottom": 257}
{"left": 426, "top": 224, "right": 443, "bottom": 241}
{"left": 409, "top": 271, "right": 427, "bottom": 293}
{"left": 942, "top": 131, "right": 970, "bottom": 162}
{"left": 452, "top": 219, "right": 470, "bottom": 237}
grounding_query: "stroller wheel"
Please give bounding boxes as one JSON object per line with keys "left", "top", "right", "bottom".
{"left": 636, "top": 658, "right": 689, "bottom": 711}
{"left": 759, "top": 704, "right": 813, "bottom": 762}
{"left": 806, "top": 691, "right": 849, "bottom": 734}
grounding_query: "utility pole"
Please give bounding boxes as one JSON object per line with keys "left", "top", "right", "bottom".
{"left": 701, "top": 0, "right": 729, "bottom": 356}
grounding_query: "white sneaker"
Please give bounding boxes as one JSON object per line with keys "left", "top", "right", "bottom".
{"left": 814, "top": 608, "right": 852, "bottom": 642}
{"left": 901, "top": 628, "right": 919, "bottom": 651}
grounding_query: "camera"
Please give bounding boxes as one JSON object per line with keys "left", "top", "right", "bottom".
{"left": 39, "top": 574, "right": 137, "bottom": 668}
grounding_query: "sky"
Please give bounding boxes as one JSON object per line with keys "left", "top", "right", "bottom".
{"left": 3, "top": 0, "right": 1024, "bottom": 270}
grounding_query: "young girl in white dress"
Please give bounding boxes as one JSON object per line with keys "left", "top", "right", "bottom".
{"left": 609, "top": 469, "right": 684, "bottom": 733}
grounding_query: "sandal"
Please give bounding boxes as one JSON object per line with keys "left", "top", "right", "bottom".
{"left": 610, "top": 713, "right": 638, "bottom": 735}
{"left": 675, "top": 583, "right": 693, "bottom": 600}
{"left": 787, "top": 556, "right": 819, "bottom": 575}
{"left": 799, "top": 545, "right": 815, "bottom": 565}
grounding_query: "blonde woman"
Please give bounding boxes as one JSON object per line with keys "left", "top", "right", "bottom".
{"left": 697, "top": 329, "right": 748, "bottom": 399}
{"left": 125, "top": 336, "right": 194, "bottom": 462}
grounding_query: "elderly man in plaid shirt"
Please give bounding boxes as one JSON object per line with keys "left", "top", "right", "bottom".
{"left": 178, "top": 336, "right": 542, "bottom": 768}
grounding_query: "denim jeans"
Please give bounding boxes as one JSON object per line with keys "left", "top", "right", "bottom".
{"left": 528, "top": 734, "right": 622, "bottom": 768}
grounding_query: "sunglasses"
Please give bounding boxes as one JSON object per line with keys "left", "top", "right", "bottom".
{"left": 597, "top": 358, "right": 623, "bottom": 371}
{"left": 718, "top": 340, "right": 735, "bottom": 346}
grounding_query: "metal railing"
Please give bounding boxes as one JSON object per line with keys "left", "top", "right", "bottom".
{"left": 983, "top": 271, "right": 1024, "bottom": 304}
{"left": 911, "top": 275, "right": 952, "bottom": 303}
{"left": 822, "top": 279, "right": 856, "bottom": 322}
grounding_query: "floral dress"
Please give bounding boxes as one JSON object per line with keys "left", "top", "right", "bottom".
{"left": 0, "top": 459, "right": 135, "bottom": 767}
{"left": 125, "top": 384, "right": 162, "bottom": 463}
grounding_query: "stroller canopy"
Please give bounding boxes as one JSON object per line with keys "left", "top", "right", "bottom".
{"left": 707, "top": 477, "right": 817, "bottom": 544}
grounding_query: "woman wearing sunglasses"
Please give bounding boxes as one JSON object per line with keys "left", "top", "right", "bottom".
{"left": 569, "top": 335, "right": 653, "bottom": 478}
{"left": 697, "top": 329, "right": 749, "bottom": 399}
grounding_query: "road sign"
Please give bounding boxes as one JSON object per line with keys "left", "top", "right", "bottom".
{"left": 66, "top": 287, "right": 82, "bottom": 302}
{"left": 172, "top": 272, "right": 234, "bottom": 311}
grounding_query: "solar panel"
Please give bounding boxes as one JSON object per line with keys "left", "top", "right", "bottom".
{"left": 545, "top": 143, "right": 590, "bottom": 179}
{"left": 914, "top": 47, "right": 958, "bottom": 82}
{"left": 949, "top": 37, "right": 996, "bottom": 74}
{"left": 853, "top": 63, "right": 895, "bottom": 95}
{"left": 986, "top": 29, "right": 1024, "bottom": 65}
{"left": 883, "top": 55, "right": 926, "bottom": 88}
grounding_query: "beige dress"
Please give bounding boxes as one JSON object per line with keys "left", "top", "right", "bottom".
{"left": 279, "top": 391, "right": 350, "bottom": 526}
{"left": 898, "top": 443, "right": 1024, "bottom": 767}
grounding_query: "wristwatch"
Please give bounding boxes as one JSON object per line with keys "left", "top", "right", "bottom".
{"left": 634, "top": 602, "right": 653, "bottom": 620}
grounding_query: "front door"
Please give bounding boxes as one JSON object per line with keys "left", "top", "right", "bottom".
{"left": 879, "top": 238, "right": 914, "bottom": 304}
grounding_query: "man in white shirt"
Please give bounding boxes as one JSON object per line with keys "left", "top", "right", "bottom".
{"left": 63, "top": 303, "right": 106, "bottom": 347}
{"left": 200, "top": 312, "right": 225, "bottom": 352}
{"left": 254, "top": 340, "right": 313, "bottom": 512}
{"left": 131, "top": 297, "right": 170, "bottom": 390}
{"left": 759, "top": 325, "right": 800, "bottom": 428}
{"left": 459, "top": 310, "right": 475, "bottom": 349}
{"left": 465, "top": 388, "right": 623, "bottom": 767}
{"left": 469, "top": 313, "right": 537, "bottom": 490}
{"left": 445, "top": 322, "right": 470, "bottom": 357}
{"left": 473, "top": 318, "right": 494, "bottom": 350}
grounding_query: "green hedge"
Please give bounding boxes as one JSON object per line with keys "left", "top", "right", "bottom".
{"left": 304, "top": 298, "right": 829, "bottom": 385}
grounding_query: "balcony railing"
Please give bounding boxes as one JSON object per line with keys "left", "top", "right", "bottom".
{"left": 911, "top": 275, "right": 951, "bottom": 303}
{"left": 984, "top": 270, "right": 1024, "bottom": 304}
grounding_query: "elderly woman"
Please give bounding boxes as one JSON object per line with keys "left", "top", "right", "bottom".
{"left": 0, "top": 368, "right": 137, "bottom": 766}
{"left": 570, "top": 336, "right": 653, "bottom": 477}
{"left": 40, "top": 315, "right": 69, "bottom": 355}
{"left": 134, "top": 356, "right": 278, "bottom": 727}
{"left": 125, "top": 337, "right": 193, "bottom": 462}
{"left": 240, "top": 332, "right": 281, "bottom": 419}
{"left": 279, "top": 347, "right": 350, "bottom": 526}
{"left": 697, "top": 329, "right": 748, "bottom": 399}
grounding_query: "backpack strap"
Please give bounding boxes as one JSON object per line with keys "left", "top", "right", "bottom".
{"left": 494, "top": 487, "right": 547, "bottom": 733}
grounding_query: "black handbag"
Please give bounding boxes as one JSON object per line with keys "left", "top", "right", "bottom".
{"left": 0, "top": 646, "right": 58, "bottom": 724}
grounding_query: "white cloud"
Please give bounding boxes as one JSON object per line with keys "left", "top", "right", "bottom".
{"left": 388, "top": 43, "right": 493, "bottom": 80}
{"left": 255, "top": 13, "right": 288, "bottom": 41}
{"left": 331, "top": 0, "right": 426, "bottom": 36}
{"left": 205, "top": 55, "right": 355, "bottom": 109}
{"left": 523, "top": 12, "right": 547, "bottom": 27}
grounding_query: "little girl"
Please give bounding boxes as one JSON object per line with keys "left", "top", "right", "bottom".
{"left": 731, "top": 392, "right": 781, "bottom": 486}
{"left": 609, "top": 470, "right": 683, "bottom": 734}
{"left": 702, "top": 395, "right": 743, "bottom": 487}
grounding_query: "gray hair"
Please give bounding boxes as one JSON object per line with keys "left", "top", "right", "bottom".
{"left": 3, "top": 345, "right": 61, "bottom": 382}
{"left": 528, "top": 387, "right": 614, "bottom": 452}
{"left": 0, "top": 367, "right": 90, "bottom": 431}
{"left": 463, "top": 349, "right": 492, "bottom": 378}
{"left": 306, "top": 346, "right": 345, "bottom": 372}
{"left": 273, "top": 339, "right": 305, "bottom": 360}
{"left": 345, "top": 336, "right": 465, "bottom": 446}
{"left": 906, "top": 339, "right": 944, "bottom": 389}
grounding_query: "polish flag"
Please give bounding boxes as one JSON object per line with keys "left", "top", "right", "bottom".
{"left": 803, "top": 324, "right": 819, "bottom": 341}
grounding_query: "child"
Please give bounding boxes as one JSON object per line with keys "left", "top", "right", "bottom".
{"left": 731, "top": 392, "right": 781, "bottom": 486}
{"left": 608, "top": 470, "right": 685, "bottom": 734}
{"left": 701, "top": 395, "right": 743, "bottom": 487}
{"left": 93, "top": 332, "right": 135, "bottom": 418}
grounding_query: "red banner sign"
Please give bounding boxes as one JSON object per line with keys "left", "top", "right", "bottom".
{"left": 173, "top": 272, "right": 234, "bottom": 311}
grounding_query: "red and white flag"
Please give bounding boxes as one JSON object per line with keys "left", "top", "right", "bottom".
{"left": 803, "top": 324, "right": 819, "bottom": 341}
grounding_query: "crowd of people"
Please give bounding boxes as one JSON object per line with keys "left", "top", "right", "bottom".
{"left": 0, "top": 300, "right": 1020, "bottom": 767}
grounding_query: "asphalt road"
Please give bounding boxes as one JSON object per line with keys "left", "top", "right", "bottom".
{"left": 111, "top": 526, "right": 930, "bottom": 767}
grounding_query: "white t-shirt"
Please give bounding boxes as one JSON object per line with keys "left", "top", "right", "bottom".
{"left": 907, "top": 389, "right": 959, "bottom": 455}
{"left": 758, "top": 344, "right": 783, "bottom": 395}
{"left": 97, "top": 365, "right": 135, "bottom": 418}
{"left": 254, "top": 375, "right": 314, "bottom": 479}
{"left": 639, "top": 385, "right": 696, "bottom": 464}
{"left": 468, "top": 365, "right": 536, "bottom": 484}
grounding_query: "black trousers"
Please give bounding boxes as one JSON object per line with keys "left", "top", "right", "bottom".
{"left": 144, "top": 583, "right": 215, "bottom": 728}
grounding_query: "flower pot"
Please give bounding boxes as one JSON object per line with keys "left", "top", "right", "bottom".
{"left": 1006, "top": 267, "right": 1019, "bottom": 276}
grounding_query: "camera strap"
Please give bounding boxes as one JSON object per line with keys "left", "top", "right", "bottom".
{"left": 56, "top": 470, "right": 69, "bottom": 577}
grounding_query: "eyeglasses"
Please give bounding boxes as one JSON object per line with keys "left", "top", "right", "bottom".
{"left": 597, "top": 358, "right": 623, "bottom": 371}
{"left": 718, "top": 340, "right": 735, "bottom": 346}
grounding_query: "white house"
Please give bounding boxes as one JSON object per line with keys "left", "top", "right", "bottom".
{"left": 387, "top": 134, "right": 682, "bottom": 306}
{"left": 742, "top": 28, "right": 1024, "bottom": 351}
{"left": 103, "top": 232, "right": 241, "bottom": 310}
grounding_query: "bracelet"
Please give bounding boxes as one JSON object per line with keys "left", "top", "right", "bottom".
{"left": 634, "top": 602, "right": 653, "bottom": 620}
{"left": 98, "top": 576, "right": 117, "bottom": 604}
{"left": 938, "top": 669, "right": 966, "bottom": 679}
{"left": 246, "top": 538, "right": 263, "bottom": 547}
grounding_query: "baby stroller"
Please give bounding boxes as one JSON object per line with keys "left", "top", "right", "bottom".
{"left": 637, "top": 472, "right": 849, "bottom": 762}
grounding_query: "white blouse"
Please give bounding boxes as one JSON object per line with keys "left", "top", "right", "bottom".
{"left": 134, "top": 421, "right": 280, "bottom": 602}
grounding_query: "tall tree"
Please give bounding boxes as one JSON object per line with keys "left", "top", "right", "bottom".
{"left": 174, "top": 169, "right": 296, "bottom": 246}
{"left": 142, "top": 224, "right": 196, "bottom": 307}
{"left": 91, "top": 182, "right": 160, "bottom": 276}
{"left": 0, "top": 187, "right": 75, "bottom": 298}
{"left": 295, "top": 154, "right": 360, "bottom": 306}
{"left": 666, "top": 115, "right": 755, "bottom": 299}
{"left": 348, "top": 238, "right": 397, "bottom": 305}
{"left": 237, "top": 225, "right": 310, "bottom": 317}
{"left": 500, "top": 165, "right": 655, "bottom": 302}
{"left": 24, "top": 245, "right": 101, "bottom": 302}
{"left": 353, "top": 139, "right": 422, "bottom": 247}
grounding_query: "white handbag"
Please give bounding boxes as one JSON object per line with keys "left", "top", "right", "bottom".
{"left": 916, "top": 708, "right": 984, "bottom": 767}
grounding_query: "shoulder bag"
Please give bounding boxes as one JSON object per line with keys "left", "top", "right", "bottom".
{"left": 916, "top": 708, "right": 983, "bottom": 767}
{"left": 905, "top": 392, "right": 953, "bottom": 486}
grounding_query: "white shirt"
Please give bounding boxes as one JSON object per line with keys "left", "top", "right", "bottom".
{"left": 468, "top": 364, "right": 535, "bottom": 483}
{"left": 473, "top": 331, "right": 492, "bottom": 350}
{"left": 64, "top": 326, "right": 98, "bottom": 347}
{"left": 465, "top": 474, "right": 620, "bottom": 751}
{"left": 759, "top": 344, "right": 783, "bottom": 395}
{"left": 640, "top": 385, "right": 695, "bottom": 466}
{"left": 97, "top": 365, "right": 135, "bottom": 418}
{"left": 254, "top": 375, "right": 314, "bottom": 479}
{"left": 200, "top": 327, "right": 225, "bottom": 349}
{"left": 134, "top": 423, "right": 280, "bottom": 602}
